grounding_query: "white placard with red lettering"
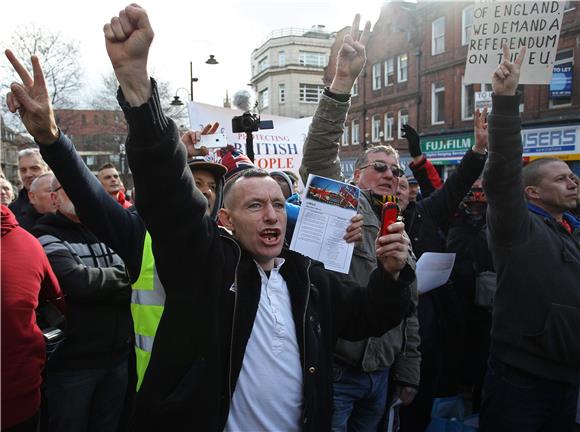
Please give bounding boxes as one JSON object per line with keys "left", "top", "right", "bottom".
{"left": 464, "top": 1, "right": 565, "bottom": 85}
{"left": 188, "top": 101, "right": 310, "bottom": 181}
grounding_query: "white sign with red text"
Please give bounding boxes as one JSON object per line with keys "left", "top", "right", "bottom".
{"left": 188, "top": 102, "right": 311, "bottom": 180}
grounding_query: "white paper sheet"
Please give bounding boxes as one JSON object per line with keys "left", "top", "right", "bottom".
{"left": 290, "top": 174, "right": 360, "bottom": 274}
{"left": 416, "top": 253, "right": 456, "bottom": 294}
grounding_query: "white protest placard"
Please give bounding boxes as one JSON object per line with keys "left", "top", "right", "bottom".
{"left": 465, "top": 1, "right": 565, "bottom": 85}
{"left": 475, "top": 91, "right": 493, "bottom": 112}
{"left": 188, "top": 102, "right": 311, "bottom": 180}
{"left": 290, "top": 174, "right": 360, "bottom": 274}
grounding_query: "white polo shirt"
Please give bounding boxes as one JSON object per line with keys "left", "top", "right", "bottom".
{"left": 224, "top": 258, "right": 303, "bottom": 431}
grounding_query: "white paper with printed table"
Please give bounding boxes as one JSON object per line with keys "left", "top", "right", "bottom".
{"left": 290, "top": 174, "right": 360, "bottom": 274}
{"left": 416, "top": 253, "right": 456, "bottom": 294}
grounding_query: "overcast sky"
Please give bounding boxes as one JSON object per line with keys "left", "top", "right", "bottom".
{"left": 1, "top": 0, "right": 384, "bottom": 108}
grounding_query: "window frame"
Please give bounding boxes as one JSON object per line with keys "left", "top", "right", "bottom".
{"left": 372, "top": 63, "right": 382, "bottom": 90}
{"left": 299, "top": 83, "right": 324, "bottom": 103}
{"left": 384, "top": 112, "right": 394, "bottom": 141}
{"left": 432, "top": 17, "right": 446, "bottom": 55}
{"left": 397, "top": 53, "right": 408, "bottom": 83}
{"left": 384, "top": 58, "right": 395, "bottom": 86}
{"left": 398, "top": 109, "right": 409, "bottom": 139}
{"left": 431, "top": 81, "right": 445, "bottom": 125}
{"left": 462, "top": 6, "right": 474, "bottom": 46}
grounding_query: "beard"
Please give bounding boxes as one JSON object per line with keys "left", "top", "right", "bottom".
{"left": 59, "top": 199, "right": 77, "bottom": 217}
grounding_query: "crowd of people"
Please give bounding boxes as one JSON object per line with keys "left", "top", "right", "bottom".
{"left": 1, "top": 5, "right": 579, "bottom": 432}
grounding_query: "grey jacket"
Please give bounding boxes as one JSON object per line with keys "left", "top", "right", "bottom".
{"left": 300, "top": 93, "right": 421, "bottom": 386}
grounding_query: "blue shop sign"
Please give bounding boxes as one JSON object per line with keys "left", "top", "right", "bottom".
{"left": 549, "top": 62, "right": 573, "bottom": 99}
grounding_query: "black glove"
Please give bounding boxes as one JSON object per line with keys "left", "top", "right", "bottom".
{"left": 401, "top": 124, "right": 421, "bottom": 158}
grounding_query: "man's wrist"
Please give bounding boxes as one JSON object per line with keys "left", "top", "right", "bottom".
{"left": 36, "top": 125, "right": 60, "bottom": 146}
{"left": 115, "top": 68, "right": 152, "bottom": 107}
{"left": 329, "top": 78, "right": 354, "bottom": 95}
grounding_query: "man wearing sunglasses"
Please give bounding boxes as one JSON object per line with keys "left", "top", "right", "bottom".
{"left": 300, "top": 15, "right": 489, "bottom": 430}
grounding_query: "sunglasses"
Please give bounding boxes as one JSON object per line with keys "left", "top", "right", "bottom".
{"left": 361, "top": 161, "right": 405, "bottom": 178}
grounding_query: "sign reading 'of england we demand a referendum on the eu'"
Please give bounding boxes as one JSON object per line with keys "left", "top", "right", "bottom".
{"left": 464, "top": 1, "right": 565, "bottom": 85}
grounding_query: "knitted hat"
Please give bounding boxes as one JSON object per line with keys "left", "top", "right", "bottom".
{"left": 220, "top": 148, "right": 255, "bottom": 182}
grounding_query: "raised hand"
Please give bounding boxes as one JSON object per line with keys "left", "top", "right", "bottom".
{"left": 492, "top": 44, "right": 526, "bottom": 96}
{"left": 330, "top": 14, "right": 371, "bottom": 94}
{"left": 375, "top": 221, "right": 410, "bottom": 279}
{"left": 473, "top": 108, "right": 488, "bottom": 153}
{"left": 401, "top": 124, "right": 422, "bottom": 159}
{"left": 4, "top": 50, "right": 59, "bottom": 145}
{"left": 103, "top": 4, "right": 154, "bottom": 106}
{"left": 181, "top": 123, "right": 220, "bottom": 159}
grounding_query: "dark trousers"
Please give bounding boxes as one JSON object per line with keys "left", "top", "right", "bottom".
{"left": 480, "top": 355, "right": 579, "bottom": 432}
{"left": 2, "top": 412, "right": 39, "bottom": 432}
{"left": 44, "top": 357, "right": 129, "bottom": 432}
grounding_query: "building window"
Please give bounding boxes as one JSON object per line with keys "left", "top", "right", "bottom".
{"left": 259, "top": 88, "right": 269, "bottom": 109}
{"left": 462, "top": 6, "right": 474, "bottom": 46}
{"left": 372, "top": 63, "right": 382, "bottom": 90}
{"left": 371, "top": 115, "right": 381, "bottom": 142}
{"left": 114, "top": 113, "right": 120, "bottom": 124}
{"left": 398, "top": 109, "right": 408, "bottom": 138}
{"left": 398, "top": 54, "right": 408, "bottom": 83}
{"left": 352, "top": 120, "right": 360, "bottom": 145}
{"left": 299, "top": 51, "right": 326, "bottom": 67}
{"left": 81, "top": 114, "right": 86, "bottom": 125}
{"left": 342, "top": 125, "right": 350, "bottom": 146}
{"left": 258, "top": 56, "right": 268, "bottom": 72}
{"left": 94, "top": 115, "right": 99, "bottom": 125}
{"left": 278, "top": 51, "right": 285, "bottom": 67}
{"left": 384, "top": 113, "right": 394, "bottom": 141}
{"left": 432, "top": 17, "right": 445, "bottom": 55}
{"left": 299, "top": 84, "right": 324, "bottom": 103}
{"left": 550, "top": 49, "right": 574, "bottom": 108}
{"left": 462, "top": 76, "right": 475, "bottom": 120}
{"left": 352, "top": 79, "right": 359, "bottom": 96}
{"left": 432, "top": 81, "right": 445, "bottom": 124}
{"left": 278, "top": 84, "right": 286, "bottom": 104}
{"left": 564, "top": 0, "right": 575, "bottom": 12}
{"left": 384, "top": 58, "right": 395, "bottom": 86}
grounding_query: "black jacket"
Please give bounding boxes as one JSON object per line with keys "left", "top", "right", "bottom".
{"left": 483, "top": 94, "right": 580, "bottom": 384}
{"left": 8, "top": 188, "right": 40, "bottom": 232}
{"left": 39, "top": 133, "right": 146, "bottom": 283}
{"left": 121, "top": 82, "right": 413, "bottom": 431}
{"left": 33, "top": 212, "right": 132, "bottom": 370}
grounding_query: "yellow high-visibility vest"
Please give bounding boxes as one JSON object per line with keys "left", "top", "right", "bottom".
{"left": 131, "top": 232, "right": 165, "bottom": 390}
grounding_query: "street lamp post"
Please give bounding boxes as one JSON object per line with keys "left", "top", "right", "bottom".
{"left": 170, "top": 56, "right": 219, "bottom": 106}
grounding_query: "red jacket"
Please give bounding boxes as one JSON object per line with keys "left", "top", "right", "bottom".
{"left": 1, "top": 205, "right": 64, "bottom": 427}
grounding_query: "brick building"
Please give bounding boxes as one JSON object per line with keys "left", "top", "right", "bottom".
{"left": 54, "top": 109, "right": 132, "bottom": 188}
{"left": 1, "top": 116, "right": 34, "bottom": 187}
{"left": 335, "top": 1, "right": 580, "bottom": 179}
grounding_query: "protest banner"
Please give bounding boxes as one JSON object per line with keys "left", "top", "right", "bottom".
{"left": 188, "top": 101, "right": 311, "bottom": 181}
{"left": 464, "top": 1, "right": 565, "bottom": 84}
{"left": 475, "top": 91, "right": 493, "bottom": 112}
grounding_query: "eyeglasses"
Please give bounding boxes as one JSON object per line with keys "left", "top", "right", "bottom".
{"left": 53, "top": 186, "right": 63, "bottom": 192}
{"left": 360, "top": 161, "right": 404, "bottom": 178}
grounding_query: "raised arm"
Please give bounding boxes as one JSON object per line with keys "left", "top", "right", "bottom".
{"left": 402, "top": 124, "right": 443, "bottom": 197}
{"left": 4, "top": 50, "right": 145, "bottom": 281}
{"left": 299, "top": 15, "right": 370, "bottom": 183}
{"left": 103, "top": 5, "right": 211, "bottom": 261}
{"left": 482, "top": 45, "right": 528, "bottom": 246}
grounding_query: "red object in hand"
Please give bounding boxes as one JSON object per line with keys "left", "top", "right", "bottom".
{"left": 380, "top": 201, "right": 400, "bottom": 237}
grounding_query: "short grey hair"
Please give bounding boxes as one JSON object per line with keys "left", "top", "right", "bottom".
{"left": 30, "top": 173, "right": 55, "bottom": 193}
{"left": 18, "top": 148, "right": 49, "bottom": 170}
{"left": 355, "top": 145, "right": 400, "bottom": 170}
